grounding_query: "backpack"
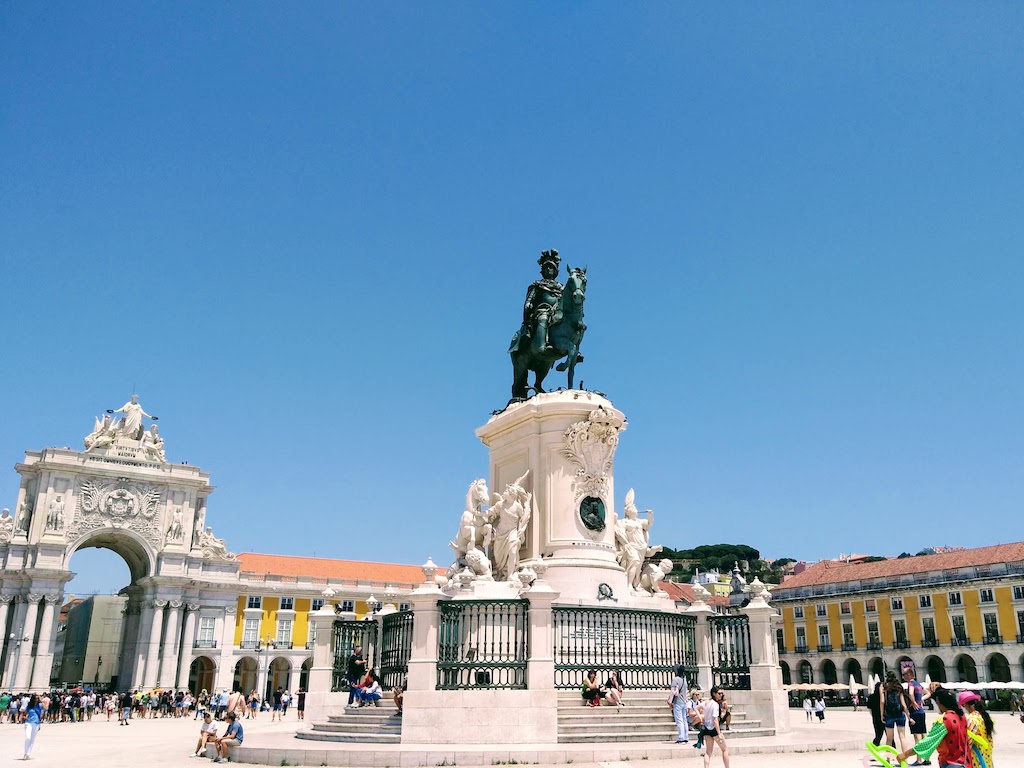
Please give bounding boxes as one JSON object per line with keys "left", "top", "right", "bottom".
{"left": 884, "top": 688, "right": 902, "bottom": 718}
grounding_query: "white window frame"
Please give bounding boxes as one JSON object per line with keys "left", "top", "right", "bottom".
{"left": 279, "top": 597, "right": 295, "bottom": 611}
{"left": 948, "top": 591, "right": 962, "bottom": 606}
{"left": 247, "top": 595, "right": 262, "bottom": 609}
{"left": 891, "top": 596, "right": 903, "bottom": 611}
{"left": 919, "top": 594, "right": 932, "bottom": 608}
{"left": 243, "top": 618, "right": 259, "bottom": 646}
{"left": 864, "top": 599, "right": 877, "bottom": 613}
{"left": 276, "top": 618, "right": 293, "bottom": 645}
{"left": 979, "top": 588, "right": 994, "bottom": 604}
{"left": 341, "top": 599, "right": 355, "bottom": 612}
{"left": 311, "top": 598, "right": 324, "bottom": 612}
{"left": 198, "top": 616, "right": 216, "bottom": 644}
{"left": 794, "top": 606, "right": 804, "bottom": 619}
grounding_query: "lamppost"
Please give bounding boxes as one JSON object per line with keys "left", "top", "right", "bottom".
{"left": 254, "top": 635, "right": 276, "bottom": 701}
{"left": 95, "top": 655, "right": 103, "bottom": 687}
{"left": 366, "top": 595, "right": 379, "bottom": 616}
{"left": 7, "top": 631, "right": 29, "bottom": 689}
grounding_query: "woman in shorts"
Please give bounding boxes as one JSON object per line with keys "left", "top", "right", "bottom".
{"left": 701, "top": 686, "right": 730, "bottom": 767}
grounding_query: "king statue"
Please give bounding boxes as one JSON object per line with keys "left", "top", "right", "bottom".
{"left": 509, "top": 249, "right": 588, "bottom": 402}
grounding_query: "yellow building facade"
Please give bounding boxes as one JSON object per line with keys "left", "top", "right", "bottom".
{"left": 772, "top": 543, "right": 1024, "bottom": 687}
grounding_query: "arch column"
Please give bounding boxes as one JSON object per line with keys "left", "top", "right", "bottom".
{"left": 3, "top": 597, "right": 29, "bottom": 685}
{"left": 143, "top": 599, "right": 167, "bottom": 688}
{"left": 158, "top": 600, "right": 183, "bottom": 686}
{"left": 29, "top": 594, "right": 60, "bottom": 690}
{"left": 14, "top": 594, "right": 43, "bottom": 689}
{"left": 177, "top": 603, "right": 200, "bottom": 689}
{"left": 134, "top": 601, "right": 156, "bottom": 684}
{"left": 119, "top": 601, "right": 141, "bottom": 688}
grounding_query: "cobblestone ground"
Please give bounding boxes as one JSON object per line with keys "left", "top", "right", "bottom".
{"left": 7, "top": 709, "right": 1024, "bottom": 767}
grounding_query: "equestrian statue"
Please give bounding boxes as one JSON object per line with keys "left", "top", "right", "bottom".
{"left": 509, "top": 249, "right": 587, "bottom": 402}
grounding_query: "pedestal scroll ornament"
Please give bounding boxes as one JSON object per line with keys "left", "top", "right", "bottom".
{"left": 0, "top": 508, "right": 14, "bottom": 544}
{"left": 560, "top": 406, "right": 625, "bottom": 536}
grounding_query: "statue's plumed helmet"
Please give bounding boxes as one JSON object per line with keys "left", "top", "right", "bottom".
{"left": 538, "top": 249, "right": 560, "bottom": 267}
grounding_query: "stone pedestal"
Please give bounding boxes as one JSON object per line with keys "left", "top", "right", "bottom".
{"left": 304, "top": 605, "right": 342, "bottom": 724}
{"left": 476, "top": 391, "right": 631, "bottom": 604}
{"left": 740, "top": 584, "right": 791, "bottom": 734}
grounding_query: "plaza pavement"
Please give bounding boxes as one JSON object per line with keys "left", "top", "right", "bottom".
{"left": 8, "top": 708, "right": 1024, "bottom": 767}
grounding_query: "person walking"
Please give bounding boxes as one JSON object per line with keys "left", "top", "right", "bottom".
{"left": 23, "top": 694, "right": 43, "bottom": 760}
{"left": 959, "top": 691, "right": 995, "bottom": 768}
{"left": 904, "top": 668, "right": 928, "bottom": 758}
{"left": 867, "top": 681, "right": 886, "bottom": 747}
{"left": 701, "top": 686, "right": 731, "bottom": 768}
{"left": 803, "top": 696, "right": 813, "bottom": 721}
{"left": 667, "top": 665, "right": 689, "bottom": 743}
{"left": 814, "top": 697, "right": 826, "bottom": 722}
{"left": 883, "top": 671, "right": 914, "bottom": 754}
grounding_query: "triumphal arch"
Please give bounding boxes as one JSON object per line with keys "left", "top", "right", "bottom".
{"left": 0, "top": 396, "right": 241, "bottom": 692}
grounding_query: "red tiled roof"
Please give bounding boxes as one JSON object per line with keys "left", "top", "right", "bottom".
{"left": 237, "top": 552, "right": 424, "bottom": 585}
{"left": 774, "top": 542, "right": 1024, "bottom": 592}
{"left": 658, "top": 581, "right": 731, "bottom": 606}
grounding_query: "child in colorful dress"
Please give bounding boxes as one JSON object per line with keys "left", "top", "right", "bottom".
{"left": 959, "top": 691, "right": 995, "bottom": 768}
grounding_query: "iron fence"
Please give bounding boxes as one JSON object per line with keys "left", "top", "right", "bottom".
{"left": 436, "top": 599, "right": 529, "bottom": 690}
{"left": 331, "top": 619, "right": 379, "bottom": 692}
{"left": 552, "top": 606, "right": 698, "bottom": 689}
{"left": 709, "top": 615, "right": 751, "bottom": 690}
{"left": 380, "top": 610, "right": 414, "bottom": 690}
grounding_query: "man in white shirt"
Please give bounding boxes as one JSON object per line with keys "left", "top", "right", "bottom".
{"left": 194, "top": 712, "right": 218, "bottom": 757}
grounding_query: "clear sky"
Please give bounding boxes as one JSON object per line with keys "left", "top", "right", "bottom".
{"left": 3, "top": 4, "right": 1023, "bottom": 595}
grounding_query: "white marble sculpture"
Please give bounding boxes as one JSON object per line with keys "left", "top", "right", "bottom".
{"left": 111, "top": 394, "right": 153, "bottom": 440}
{"left": 463, "top": 546, "right": 493, "bottom": 581}
{"left": 140, "top": 424, "right": 166, "bottom": 462}
{"left": 198, "top": 526, "right": 236, "bottom": 561}
{"left": 46, "top": 495, "right": 66, "bottom": 532}
{"left": 639, "top": 558, "right": 674, "bottom": 595}
{"left": 84, "top": 414, "right": 118, "bottom": 450}
{"left": 613, "top": 488, "right": 662, "bottom": 593}
{"left": 15, "top": 499, "right": 32, "bottom": 534}
{"left": 0, "top": 508, "right": 14, "bottom": 544}
{"left": 166, "top": 506, "right": 184, "bottom": 542}
{"left": 486, "top": 471, "right": 532, "bottom": 582}
{"left": 449, "top": 479, "right": 490, "bottom": 560}
{"left": 192, "top": 503, "right": 206, "bottom": 547}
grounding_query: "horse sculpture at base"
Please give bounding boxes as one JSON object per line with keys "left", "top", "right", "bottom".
{"left": 509, "top": 256, "right": 587, "bottom": 403}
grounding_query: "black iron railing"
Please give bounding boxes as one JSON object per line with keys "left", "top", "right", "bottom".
{"left": 331, "top": 619, "right": 379, "bottom": 692}
{"left": 194, "top": 640, "right": 218, "bottom": 649}
{"left": 866, "top": 641, "right": 883, "bottom": 651}
{"left": 552, "top": 607, "right": 697, "bottom": 690}
{"left": 708, "top": 615, "right": 751, "bottom": 690}
{"left": 437, "top": 600, "right": 528, "bottom": 690}
{"left": 922, "top": 637, "right": 939, "bottom": 648}
{"left": 818, "top": 643, "right": 833, "bottom": 652}
{"left": 380, "top": 610, "right": 414, "bottom": 690}
{"left": 842, "top": 642, "right": 857, "bottom": 651}
{"left": 893, "top": 640, "right": 910, "bottom": 649}
{"left": 983, "top": 635, "right": 1003, "bottom": 645}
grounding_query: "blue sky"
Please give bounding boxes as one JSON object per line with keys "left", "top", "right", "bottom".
{"left": 3, "top": 4, "right": 1023, "bottom": 594}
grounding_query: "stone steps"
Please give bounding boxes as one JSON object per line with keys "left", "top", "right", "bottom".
{"left": 301, "top": 703, "right": 403, "bottom": 744}
{"left": 556, "top": 690, "right": 764, "bottom": 744}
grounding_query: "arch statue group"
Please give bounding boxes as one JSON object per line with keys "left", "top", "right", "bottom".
{"left": 0, "top": 397, "right": 243, "bottom": 692}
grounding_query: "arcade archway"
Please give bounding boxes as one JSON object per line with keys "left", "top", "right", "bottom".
{"left": 987, "top": 652, "right": 1011, "bottom": 683}
{"left": 844, "top": 658, "right": 863, "bottom": 684}
{"left": 234, "top": 657, "right": 258, "bottom": 695}
{"left": 954, "top": 654, "right": 978, "bottom": 683}
{"left": 925, "top": 655, "right": 946, "bottom": 683}
{"left": 268, "top": 657, "right": 291, "bottom": 698}
{"left": 189, "top": 656, "right": 217, "bottom": 694}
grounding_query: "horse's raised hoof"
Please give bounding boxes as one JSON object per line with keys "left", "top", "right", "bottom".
{"left": 555, "top": 361, "right": 567, "bottom": 372}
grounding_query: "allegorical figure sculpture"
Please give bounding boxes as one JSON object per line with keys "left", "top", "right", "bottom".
{"left": 192, "top": 502, "right": 206, "bottom": 548}
{"left": 140, "top": 424, "right": 166, "bottom": 462}
{"left": 109, "top": 394, "right": 156, "bottom": 440}
{"left": 167, "top": 506, "right": 184, "bottom": 542}
{"left": 84, "top": 414, "right": 118, "bottom": 451}
{"left": 509, "top": 249, "right": 588, "bottom": 402}
{"left": 46, "top": 495, "right": 65, "bottom": 532}
{"left": 15, "top": 499, "right": 32, "bottom": 534}
{"left": 487, "top": 471, "right": 532, "bottom": 582}
{"left": 614, "top": 488, "right": 663, "bottom": 593}
{"left": 639, "top": 558, "right": 674, "bottom": 595}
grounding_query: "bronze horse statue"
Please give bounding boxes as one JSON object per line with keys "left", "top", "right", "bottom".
{"left": 509, "top": 266, "right": 587, "bottom": 401}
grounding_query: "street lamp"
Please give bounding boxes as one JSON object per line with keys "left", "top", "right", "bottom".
{"left": 366, "top": 595, "right": 379, "bottom": 616}
{"left": 254, "top": 635, "right": 276, "bottom": 700}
